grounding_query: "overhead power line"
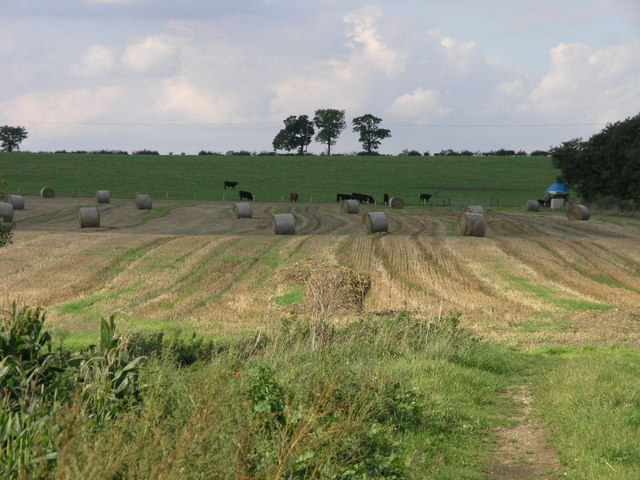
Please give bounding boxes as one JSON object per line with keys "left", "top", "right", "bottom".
{"left": 2, "top": 119, "right": 606, "bottom": 128}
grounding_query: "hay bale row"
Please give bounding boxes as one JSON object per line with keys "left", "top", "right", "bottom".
{"left": 40, "top": 186, "right": 55, "bottom": 198}
{"left": 389, "top": 197, "right": 405, "bottom": 209}
{"left": 135, "top": 194, "right": 152, "bottom": 210}
{"left": 523, "top": 200, "right": 541, "bottom": 212}
{"left": 464, "top": 205, "right": 485, "bottom": 214}
{"left": 341, "top": 199, "right": 359, "bottom": 214}
{"left": 0, "top": 202, "right": 14, "bottom": 222}
{"left": 96, "top": 190, "right": 111, "bottom": 204}
{"left": 364, "top": 211, "right": 388, "bottom": 234}
{"left": 272, "top": 213, "right": 295, "bottom": 235}
{"left": 78, "top": 207, "right": 100, "bottom": 228}
{"left": 233, "top": 202, "right": 252, "bottom": 218}
{"left": 567, "top": 204, "right": 590, "bottom": 221}
{"left": 457, "top": 212, "right": 486, "bottom": 237}
{"left": 9, "top": 194, "right": 24, "bottom": 210}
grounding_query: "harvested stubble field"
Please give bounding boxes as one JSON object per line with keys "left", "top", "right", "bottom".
{"left": 2, "top": 195, "right": 639, "bottom": 351}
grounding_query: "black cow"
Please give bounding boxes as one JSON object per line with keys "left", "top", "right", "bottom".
{"left": 337, "top": 193, "right": 352, "bottom": 202}
{"left": 239, "top": 190, "right": 253, "bottom": 201}
{"left": 383, "top": 193, "right": 389, "bottom": 205}
{"left": 352, "top": 192, "right": 375, "bottom": 204}
{"left": 419, "top": 193, "right": 432, "bottom": 203}
{"left": 224, "top": 180, "right": 238, "bottom": 189}
{"left": 290, "top": 192, "right": 299, "bottom": 202}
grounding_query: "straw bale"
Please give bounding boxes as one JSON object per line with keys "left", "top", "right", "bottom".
{"left": 0, "top": 202, "right": 14, "bottom": 222}
{"left": 389, "top": 197, "right": 405, "bottom": 209}
{"left": 233, "top": 202, "right": 252, "bottom": 218}
{"left": 272, "top": 213, "right": 295, "bottom": 235}
{"left": 96, "top": 190, "right": 110, "bottom": 204}
{"left": 567, "top": 204, "right": 590, "bottom": 221}
{"left": 523, "top": 200, "right": 541, "bottom": 212}
{"left": 464, "top": 205, "right": 485, "bottom": 214}
{"left": 135, "top": 194, "right": 152, "bottom": 210}
{"left": 9, "top": 194, "right": 24, "bottom": 210}
{"left": 457, "top": 212, "right": 486, "bottom": 237}
{"left": 40, "top": 186, "right": 55, "bottom": 198}
{"left": 78, "top": 207, "right": 100, "bottom": 228}
{"left": 278, "top": 259, "right": 371, "bottom": 314}
{"left": 341, "top": 199, "right": 359, "bottom": 214}
{"left": 363, "top": 211, "right": 388, "bottom": 234}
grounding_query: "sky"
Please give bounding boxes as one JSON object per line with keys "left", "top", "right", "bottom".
{"left": 1, "top": 0, "right": 640, "bottom": 155}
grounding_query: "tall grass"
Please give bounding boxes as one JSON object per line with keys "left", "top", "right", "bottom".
{"left": 535, "top": 350, "right": 640, "bottom": 479}
{"left": 50, "top": 311, "right": 524, "bottom": 479}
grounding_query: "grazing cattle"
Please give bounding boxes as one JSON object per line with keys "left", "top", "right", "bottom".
{"left": 419, "top": 193, "right": 432, "bottom": 203}
{"left": 337, "top": 193, "right": 352, "bottom": 202}
{"left": 224, "top": 180, "right": 238, "bottom": 189}
{"left": 383, "top": 193, "right": 389, "bottom": 205}
{"left": 352, "top": 192, "right": 375, "bottom": 204}
{"left": 290, "top": 192, "right": 299, "bottom": 202}
{"left": 239, "top": 190, "right": 253, "bottom": 201}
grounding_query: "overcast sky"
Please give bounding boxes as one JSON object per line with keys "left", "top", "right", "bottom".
{"left": 1, "top": 0, "right": 639, "bottom": 154}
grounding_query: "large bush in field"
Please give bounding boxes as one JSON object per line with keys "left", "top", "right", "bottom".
{"left": 551, "top": 112, "right": 640, "bottom": 205}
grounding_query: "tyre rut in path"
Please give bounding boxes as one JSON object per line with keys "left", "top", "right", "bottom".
{"left": 484, "top": 384, "right": 563, "bottom": 479}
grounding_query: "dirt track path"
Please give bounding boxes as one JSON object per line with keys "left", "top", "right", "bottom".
{"left": 485, "top": 384, "right": 563, "bottom": 479}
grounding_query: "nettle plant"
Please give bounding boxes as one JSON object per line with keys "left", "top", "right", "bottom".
{"left": 0, "top": 304, "right": 145, "bottom": 477}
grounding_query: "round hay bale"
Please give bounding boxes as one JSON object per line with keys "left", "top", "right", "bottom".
{"left": 40, "top": 186, "right": 55, "bottom": 198}
{"left": 0, "top": 202, "right": 14, "bottom": 222}
{"left": 78, "top": 207, "right": 100, "bottom": 228}
{"left": 9, "top": 194, "right": 24, "bottom": 210}
{"left": 550, "top": 198, "right": 565, "bottom": 209}
{"left": 96, "top": 190, "right": 111, "bottom": 204}
{"left": 567, "top": 204, "right": 590, "bottom": 221}
{"left": 389, "top": 197, "right": 405, "bottom": 209}
{"left": 135, "top": 194, "right": 152, "bottom": 210}
{"left": 524, "top": 200, "right": 541, "bottom": 212}
{"left": 457, "top": 212, "right": 486, "bottom": 237}
{"left": 272, "top": 213, "right": 295, "bottom": 235}
{"left": 464, "top": 205, "right": 485, "bottom": 214}
{"left": 363, "top": 211, "right": 388, "bottom": 234}
{"left": 341, "top": 199, "right": 359, "bottom": 214}
{"left": 233, "top": 202, "right": 252, "bottom": 218}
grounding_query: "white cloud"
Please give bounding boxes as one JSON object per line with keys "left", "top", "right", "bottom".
{"left": 154, "top": 76, "right": 243, "bottom": 123}
{"left": 387, "top": 87, "right": 451, "bottom": 119}
{"left": 71, "top": 44, "right": 115, "bottom": 77}
{"left": 122, "top": 35, "right": 179, "bottom": 74}
{"left": 343, "top": 6, "right": 406, "bottom": 77}
{"left": 84, "top": 0, "right": 136, "bottom": 3}
{"left": 496, "top": 78, "right": 526, "bottom": 97}
{"left": 525, "top": 42, "right": 640, "bottom": 123}
{"left": 0, "top": 87, "right": 123, "bottom": 124}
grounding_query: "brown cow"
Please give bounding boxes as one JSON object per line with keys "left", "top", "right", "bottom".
{"left": 290, "top": 192, "right": 299, "bottom": 202}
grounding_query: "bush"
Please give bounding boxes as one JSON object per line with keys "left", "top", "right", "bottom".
{"left": 133, "top": 149, "right": 160, "bottom": 155}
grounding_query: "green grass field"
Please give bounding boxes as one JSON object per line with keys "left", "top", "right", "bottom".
{"left": 0, "top": 152, "right": 560, "bottom": 206}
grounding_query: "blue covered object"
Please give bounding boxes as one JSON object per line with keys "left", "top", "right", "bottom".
{"left": 546, "top": 183, "right": 570, "bottom": 194}
{"left": 544, "top": 182, "right": 570, "bottom": 203}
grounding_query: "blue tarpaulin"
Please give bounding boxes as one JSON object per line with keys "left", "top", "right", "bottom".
{"left": 546, "top": 183, "right": 570, "bottom": 194}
